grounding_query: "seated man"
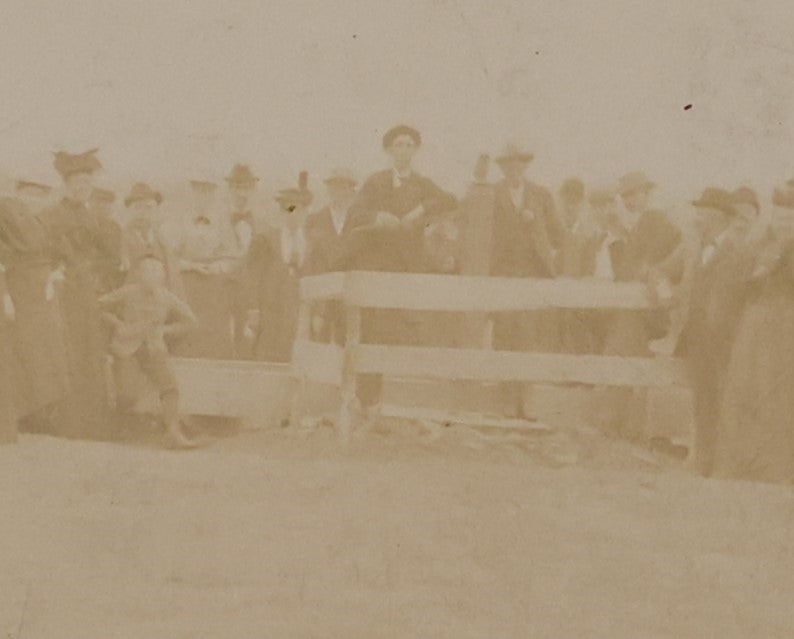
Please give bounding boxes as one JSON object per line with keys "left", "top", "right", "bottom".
{"left": 99, "top": 255, "right": 200, "bottom": 448}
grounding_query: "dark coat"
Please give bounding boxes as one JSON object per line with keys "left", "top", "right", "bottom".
{"left": 343, "top": 170, "right": 457, "bottom": 348}
{"left": 490, "top": 179, "right": 564, "bottom": 279}
{"left": 715, "top": 265, "right": 794, "bottom": 483}
{"left": 0, "top": 272, "right": 17, "bottom": 442}
{"left": 617, "top": 210, "right": 682, "bottom": 283}
{"left": 489, "top": 179, "right": 564, "bottom": 353}
{"left": 305, "top": 206, "right": 352, "bottom": 275}
{"left": 603, "top": 210, "right": 682, "bottom": 358}
{"left": 247, "top": 229, "right": 306, "bottom": 363}
{"left": 304, "top": 207, "right": 353, "bottom": 345}
{"left": 343, "top": 169, "right": 458, "bottom": 274}
{"left": 678, "top": 235, "right": 756, "bottom": 476}
{"left": 0, "top": 203, "right": 71, "bottom": 418}
{"left": 38, "top": 198, "right": 115, "bottom": 439}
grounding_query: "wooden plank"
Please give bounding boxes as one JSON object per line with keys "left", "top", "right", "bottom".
{"left": 343, "top": 271, "right": 654, "bottom": 312}
{"left": 380, "top": 404, "right": 553, "bottom": 432}
{"left": 168, "top": 358, "right": 295, "bottom": 421}
{"left": 291, "top": 339, "right": 343, "bottom": 385}
{"left": 299, "top": 272, "right": 346, "bottom": 301}
{"left": 351, "top": 345, "right": 688, "bottom": 388}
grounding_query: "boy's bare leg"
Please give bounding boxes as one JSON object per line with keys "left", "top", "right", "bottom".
{"left": 141, "top": 346, "right": 206, "bottom": 449}
{"left": 161, "top": 390, "right": 202, "bottom": 449}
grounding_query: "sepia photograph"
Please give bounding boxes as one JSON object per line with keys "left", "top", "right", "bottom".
{"left": 1, "top": 1, "right": 794, "bottom": 636}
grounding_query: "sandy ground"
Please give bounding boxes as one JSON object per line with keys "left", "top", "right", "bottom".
{"left": 1, "top": 421, "right": 793, "bottom": 638}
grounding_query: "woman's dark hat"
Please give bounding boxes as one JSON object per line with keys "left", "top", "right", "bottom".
{"left": 52, "top": 148, "right": 102, "bottom": 179}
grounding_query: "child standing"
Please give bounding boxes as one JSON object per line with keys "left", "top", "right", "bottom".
{"left": 99, "top": 255, "right": 200, "bottom": 448}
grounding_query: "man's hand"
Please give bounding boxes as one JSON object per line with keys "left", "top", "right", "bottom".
{"left": 244, "top": 310, "right": 260, "bottom": 341}
{"left": 45, "top": 268, "right": 65, "bottom": 301}
{"left": 375, "top": 211, "right": 401, "bottom": 229}
{"left": 187, "top": 262, "right": 211, "bottom": 275}
{"left": 149, "top": 326, "right": 170, "bottom": 352}
{"left": 520, "top": 208, "right": 536, "bottom": 222}
{"left": 646, "top": 272, "right": 674, "bottom": 308}
{"left": 400, "top": 205, "right": 425, "bottom": 230}
{"left": 3, "top": 293, "right": 15, "bottom": 322}
{"left": 207, "top": 260, "right": 230, "bottom": 276}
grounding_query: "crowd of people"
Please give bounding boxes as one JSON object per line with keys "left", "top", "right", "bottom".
{"left": 1, "top": 123, "right": 793, "bottom": 483}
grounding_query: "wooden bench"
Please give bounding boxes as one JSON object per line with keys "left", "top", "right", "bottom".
{"left": 293, "top": 271, "right": 690, "bottom": 443}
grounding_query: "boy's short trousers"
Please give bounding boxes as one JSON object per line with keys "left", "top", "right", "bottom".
{"left": 113, "top": 344, "right": 178, "bottom": 400}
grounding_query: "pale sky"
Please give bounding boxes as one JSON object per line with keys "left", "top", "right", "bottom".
{"left": 1, "top": 0, "right": 793, "bottom": 204}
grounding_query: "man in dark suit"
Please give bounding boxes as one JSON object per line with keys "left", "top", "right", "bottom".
{"left": 305, "top": 168, "right": 358, "bottom": 344}
{"left": 249, "top": 185, "right": 313, "bottom": 363}
{"left": 594, "top": 172, "right": 684, "bottom": 441}
{"left": 678, "top": 187, "right": 752, "bottom": 476}
{"left": 343, "top": 124, "right": 458, "bottom": 416}
{"left": 489, "top": 143, "right": 564, "bottom": 419}
{"left": 224, "top": 163, "right": 259, "bottom": 358}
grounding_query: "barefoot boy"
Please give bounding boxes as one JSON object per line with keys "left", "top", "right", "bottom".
{"left": 99, "top": 255, "right": 199, "bottom": 448}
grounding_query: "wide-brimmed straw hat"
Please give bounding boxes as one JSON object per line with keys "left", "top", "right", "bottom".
{"left": 124, "top": 182, "right": 162, "bottom": 207}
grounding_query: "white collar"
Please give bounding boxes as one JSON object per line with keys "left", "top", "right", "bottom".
{"left": 329, "top": 206, "right": 348, "bottom": 234}
{"left": 711, "top": 227, "right": 730, "bottom": 250}
{"left": 393, "top": 168, "right": 412, "bottom": 188}
{"left": 280, "top": 227, "right": 306, "bottom": 265}
{"left": 509, "top": 181, "right": 525, "bottom": 209}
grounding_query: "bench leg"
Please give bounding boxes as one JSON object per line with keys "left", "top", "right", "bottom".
{"left": 338, "top": 305, "right": 361, "bottom": 445}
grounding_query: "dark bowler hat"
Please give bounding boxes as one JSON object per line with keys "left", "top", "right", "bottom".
{"left": 772, "top": 188, "right": 794, "bottom": 210}
{"left": 15, "top": 180, "right": 53, "bottom": 195}
{"left": 124, "top": 182, "right": 162, "bottom": 207}
{"left": 495, "top": 143, "right": 534, "bottom": 165}
{"left": 91, "top": 188, "right": 116, "bottom": 204}
{"left": 52, "top": 148, "right": 102, "bottom": 179}
{"left": 225, "top": 163, "right": 259, "bottom": 186}
{"left": 692, "top": 187, "right": 737, "bottom": 217}
{"left": 382, "top": 124, "right": 422, "bottom": 149}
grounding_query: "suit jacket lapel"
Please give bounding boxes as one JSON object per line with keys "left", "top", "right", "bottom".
{"left": 496, "top": 182, "right": 519, "bottom": 218}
